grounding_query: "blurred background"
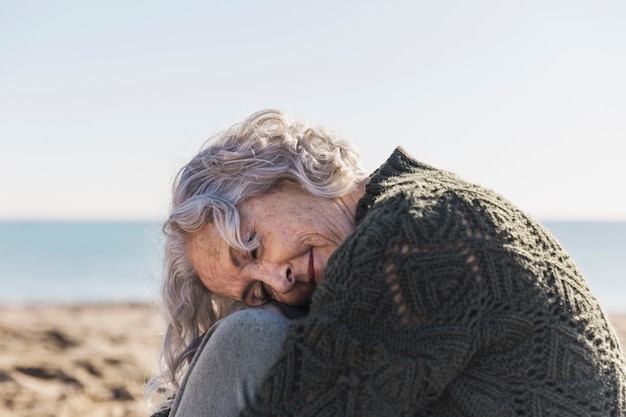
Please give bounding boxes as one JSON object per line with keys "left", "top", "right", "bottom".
{"left": 1, "top": 0, "right": 625, "bottom": 309}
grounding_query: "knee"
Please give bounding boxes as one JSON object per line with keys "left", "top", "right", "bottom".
{"left": 208, "top": 308, "right": 290, "bottom": 360}
{"left": 172, "top": 309, "right": 291, "bottom": 416}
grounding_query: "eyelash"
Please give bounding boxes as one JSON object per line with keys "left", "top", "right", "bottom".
{"left": 245, "top": 232, "right": 267, "bottom": 304}
{"left": 247, "top": 232, "right": 258, "bottom": 260}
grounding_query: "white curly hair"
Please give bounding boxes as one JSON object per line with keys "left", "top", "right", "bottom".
{"left": 145, "top": 109, "right": 365, "bottom": 410}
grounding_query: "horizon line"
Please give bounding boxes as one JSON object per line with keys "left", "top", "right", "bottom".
{"left": 2, "top": 217, "right": 626, "bottom": 224}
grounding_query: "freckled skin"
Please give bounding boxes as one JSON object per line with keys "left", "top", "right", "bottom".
{"left": 187, "top": 181, "right": 367, "bottom": 306}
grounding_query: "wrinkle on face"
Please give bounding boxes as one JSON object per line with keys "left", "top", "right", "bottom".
{"left": 187, "top": 179, "right": 368, "bottom": 306}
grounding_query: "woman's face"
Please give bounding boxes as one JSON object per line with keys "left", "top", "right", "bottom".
{"left": 187, "top": 184, "right": 359, "bottom": 306}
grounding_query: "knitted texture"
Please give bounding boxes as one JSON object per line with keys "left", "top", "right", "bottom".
{"left": 241, "top": 148, "right": 626, "bottom": 417}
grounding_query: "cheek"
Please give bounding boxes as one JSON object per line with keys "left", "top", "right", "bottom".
{"left": 266, "top": 226, "right": 301, "bottom": 249}
{"left": 198, "top": 269, "right": 243, "bottom": 300}
{"left": 198, "top": 274, "right": 218, "bottom": 294}
{"left": 317, "top": 246, "right": 336, "bottom": 266}
{"left": 199, "top": 274, "right": 217, "bottom": 292}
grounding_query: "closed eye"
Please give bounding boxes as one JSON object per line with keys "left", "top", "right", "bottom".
{"left": 247, "top": 232, "right": 259, "bottom": 260}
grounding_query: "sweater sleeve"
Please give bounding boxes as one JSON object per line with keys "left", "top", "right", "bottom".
{"left": 240, "top": 188, "right": 495, "bottom": 417}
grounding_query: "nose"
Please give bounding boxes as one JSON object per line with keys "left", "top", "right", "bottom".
{"left": 254, "top": 262, "right": 295, "bottom": 294}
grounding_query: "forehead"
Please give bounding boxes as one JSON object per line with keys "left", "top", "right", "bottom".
{"left": 239, "top": 184, "right": 312, "bottom": 219}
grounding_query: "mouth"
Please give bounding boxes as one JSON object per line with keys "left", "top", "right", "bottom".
{"left": 308, "top": 249, "right": 315, "bottom": 284}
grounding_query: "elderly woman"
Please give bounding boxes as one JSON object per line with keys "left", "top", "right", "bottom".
{"left": 146, "top": 110, "right": 626, "bottom": 416}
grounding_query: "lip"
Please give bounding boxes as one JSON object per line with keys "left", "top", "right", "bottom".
{"left": 308, "top": 248, "right": 315, "bottom": 284}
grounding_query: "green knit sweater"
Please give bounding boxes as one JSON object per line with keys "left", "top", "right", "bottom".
{"left": 240, "top": 148, "right": 626, "bottom": 417}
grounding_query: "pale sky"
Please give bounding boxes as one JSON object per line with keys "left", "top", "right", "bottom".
{"left": 1, "top": 0, "right": 625, "bottom": 221}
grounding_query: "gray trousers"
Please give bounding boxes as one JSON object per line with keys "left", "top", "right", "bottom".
{"left": 169, "top": 307, "right": 290, "bottom": 417}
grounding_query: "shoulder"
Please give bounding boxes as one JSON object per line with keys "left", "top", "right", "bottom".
{"left": 359, "top": 147, "right": 510, "bottom": 230}
{"left": 321, "top": 163, "right": 528, "bottom": 293}
{"left": 313, "top": 166, "right": 495, "bottom": 326}
{"left": 364, "top": 168, "right": 504, "bottom": 238}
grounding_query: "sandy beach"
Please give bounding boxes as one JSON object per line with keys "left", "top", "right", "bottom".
{"left": 0, "top": 304, "right": 625, "bottom": 417}
{"left": 0, "top": 304, "right": 161, "bottom": 417}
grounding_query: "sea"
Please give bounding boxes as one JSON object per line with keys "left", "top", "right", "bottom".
{"left": 0, "top": 221, "right": 624, "bottom": 313}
